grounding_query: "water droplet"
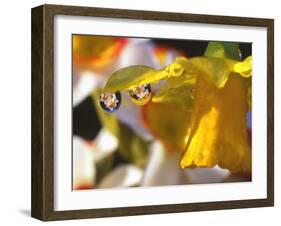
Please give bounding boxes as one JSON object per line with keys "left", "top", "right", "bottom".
{"left": 238, "top": 48, "right": 242, "bottom": 59}
{"left": 129, "top": 84, "right": 151, "bottom": 105}
{"left": 100, "top": 91, "right": 121, "bottom": 112}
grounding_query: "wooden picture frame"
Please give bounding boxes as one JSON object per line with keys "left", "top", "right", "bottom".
{"left": 31, "top": 4, "right": 274, "bottom": 221}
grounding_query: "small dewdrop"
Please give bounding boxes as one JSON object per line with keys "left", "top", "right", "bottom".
{"left": 99, "top": 91, "right": 121, "bottom": 112}
{"left": 238, "top": 48, "right": 242, "bottom": 59}
{"left": 129, "top": 84, "right": 152, "bottom": 105}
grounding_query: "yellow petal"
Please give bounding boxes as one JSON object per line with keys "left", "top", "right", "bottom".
{"left": 181, "top": 74, "right": 251, "bottom": 175}
{"left": 233, "top": 56, "right": 252, "bottom": 77}
{"left": 152, "top": 82, "right": 194, "bottom": 110}
{"left": 167, "top": 56, "right": 252, "bottom": 89}
{"left": 247, "top": 80, "right": 252, "bottom": 110}
{"left": 188, "top": 57, "right": 232, "bottom": 88}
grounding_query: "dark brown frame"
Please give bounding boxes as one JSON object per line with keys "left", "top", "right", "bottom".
{"left": 31, "top": 4, "right": 274, "bottom": 221}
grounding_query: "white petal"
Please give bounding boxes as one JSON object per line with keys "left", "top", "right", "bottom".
{"left": 117, "top": 41, "right": 156, "bottom": 68}
{"left": 72, "top": 136, "right": 96, "bottom": 189}
{"left": 73, "top": 71, "right": 103, "bottom": 106}
{"left": 128, "top": 38, "right": 151, "bottom": 44}
{"left": 183, "top": 166, "right": 230, "bottom": 184}
{"left": 98, "top": 165, "right": 143, "bottom": 189}
{"left": 93, "top": 129, "right": 118, "bottom": 162}
{"left": 142, "top": 141, "right": 184, "bottom": 186}
{"left": 142, "top": 142, "right": 231, "bottom": 186}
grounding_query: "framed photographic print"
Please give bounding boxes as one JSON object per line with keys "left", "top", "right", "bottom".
{"left": 31, "top": 4, "right": 274, "bottom": 221}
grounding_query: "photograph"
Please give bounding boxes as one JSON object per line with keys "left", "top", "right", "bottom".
{"left": 31, "top": 4, "right": 273, "bottom": 220}
{"left": 72, "top": 35, "right": 253, "bottom": 190}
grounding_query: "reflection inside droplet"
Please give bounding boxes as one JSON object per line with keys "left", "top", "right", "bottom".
{"left": 100, "top": 91, "right": 121, "bottom": 112}
{"left": 129, "top": 84, "right": 152, "bottom": 105}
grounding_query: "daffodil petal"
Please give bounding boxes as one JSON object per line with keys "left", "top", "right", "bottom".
{"left": 97, "top": 164, "right": 143, "bottom": 188}
{"left": 247, "top": 81, "right": 252, "bottom": 109}
{"left": 233, "top": 56, "right": 252, "bottom": 77}
{"left": 173, "top": 56, "right": 252, "bottom": 88}
{"left": 188, "top": 57, "right": 232, "bottom": 88}
{"left": 141, "top": 101, "right": 190, "bottom": 151}
{"left": 152, "top": 82, "right": 194, "bottom": 110}
{"left": 181, "top": 74, "right": 251, "bottom": 175}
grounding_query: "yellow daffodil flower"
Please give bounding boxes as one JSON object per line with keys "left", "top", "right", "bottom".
{"left": 180, "top": 42, "right": 252, "bottom": 176}
{"left": 180, "top": 74, "right": 251, "bottom": 176}
{"left": 102, "top": 41, "right": 252, "bottom": 176}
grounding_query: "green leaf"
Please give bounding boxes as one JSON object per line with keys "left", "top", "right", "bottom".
{"left": 204, "top": 41, "right": 241, "bottom": 60}
{"left": 103, "top": 65, "right": 166, "bottom": 92}
{"left": 95, "top": 153, "right": 114, "bottom": 185}
{"left": 117, "top": 122, "right": 150, "bottom": 168}
{"left": 103, "top": 61, "right": 188, "bottom": 93}
{"left": 131, "top": 136, "right": 149, "bottom": 168}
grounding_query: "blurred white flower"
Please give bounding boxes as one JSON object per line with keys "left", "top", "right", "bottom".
{"left": 116, "top": 39, "right": 156, "bottom": 68}
{"left": 73, "top": 136, "right": 96, "bottom": 190}
{"left": 73, "top": 129, "right": 118, "bottom": 190}
{"left": 73, "top": 70, "right": 104, "bottom": 106}
{"left": 142, "top": 141, "right": 232, "bottom": 186}
{"left": 93, "top": 129, "right": 119, "bottom": 162}
{"left": 98, "top": 164, "right": 143, "bottom": 189}
{"left": 142, "top": 141, "right": 183, "bottom": 186}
